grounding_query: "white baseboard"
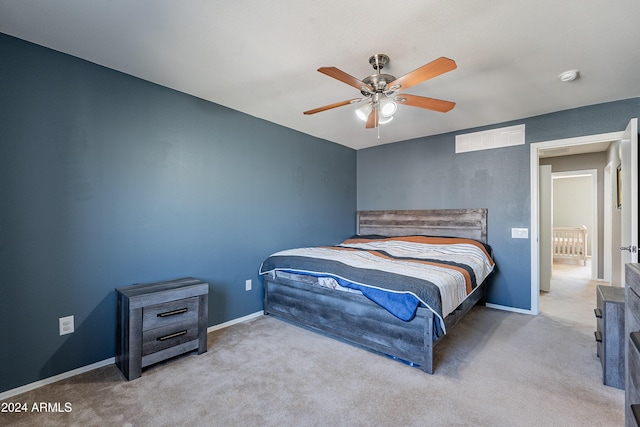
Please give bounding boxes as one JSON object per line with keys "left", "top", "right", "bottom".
{"left": 485, "top": 302, "right": 535, "bottom": 315}
{"left": 0, "top": 310, "right": 265, "bottom": 401}
{"left": 0, "top": 358, "right": 115, "bottom": 401}
{"left": 207, "top": 310, "right": 263, "bottom": 333}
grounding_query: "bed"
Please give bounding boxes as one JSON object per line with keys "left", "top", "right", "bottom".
{"left": 553, "top": 226, "right": 588, "bottom": 265}
{"left": 259, "top": 209, "right": 494, "bottom": 374}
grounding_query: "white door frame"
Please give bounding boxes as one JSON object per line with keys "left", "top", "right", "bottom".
{"left": 603, "top": 161, "right": 614, "bottom": 283}
{"left": 530, "top": 131, "right": 623, "bottom": 315}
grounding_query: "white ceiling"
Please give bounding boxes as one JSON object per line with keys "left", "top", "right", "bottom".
{"left": 1, "top": 0, "right": 639, "bottom": 150}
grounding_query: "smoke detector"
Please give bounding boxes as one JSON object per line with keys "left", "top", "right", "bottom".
{"left": 559, "top": 69, "right": 579, "bottom": 82}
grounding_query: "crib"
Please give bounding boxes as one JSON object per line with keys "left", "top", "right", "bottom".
{"left": 553, "top": 226, "right": 588, "bottom": 265}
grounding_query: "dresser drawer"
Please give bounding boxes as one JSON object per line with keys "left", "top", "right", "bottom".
{"left": 630, "top": 334, "right": 640, "bottom": 427}
{"left": 142, "top": 318, "right": 199, "bottom": 356}
{"left": 629, "top": 266, "right": 640, "bottom": 299}
{"left": 630, "top": 333, "right": 640, "bottom": 392}
{"left": 626, "top": 265, "right": 640, "bottom": 427}
{"left": 631, "top": 405, "right": 640, "bottom": 427}
{"left": 596, "top": 339, "right": 603, "bottom": 361}
{"left": 628, "top": 287, "right": 640, "bottom": 327}
{"left": 142, "top": 297, "right": 199, "bottom": 331}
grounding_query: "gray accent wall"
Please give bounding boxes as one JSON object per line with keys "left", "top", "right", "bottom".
{"left": 0, "top": 34, "right": 356, "bottom": 393}
{"left": 358, "top": 98, "right": 640, "bottom": 311}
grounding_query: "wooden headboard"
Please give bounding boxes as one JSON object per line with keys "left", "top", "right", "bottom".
{"left": 356, "top": 209, "right": 488, "bottom": 243}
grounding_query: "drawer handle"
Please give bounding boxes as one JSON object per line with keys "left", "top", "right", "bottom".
{"left": 158, "top": 308, "right": 188, "bottom": 318}
{"left": 157, "top": 330, "right": 188, "bottom": 341}
{"left": 594, "top": 331, "right": 602, "bottom": 343}
{"left": 594, "top": 308, "right": 602, "bottom": 318}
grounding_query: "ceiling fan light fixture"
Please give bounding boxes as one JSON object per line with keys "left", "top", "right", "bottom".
{"left": 355, "top": 103, "right": 372, "bottom": 121}
{"left": 380, "top": 99, "right": 397, "bottom": 117}
{"left": 379, "top": 116, "right": 393, "bottom": 125}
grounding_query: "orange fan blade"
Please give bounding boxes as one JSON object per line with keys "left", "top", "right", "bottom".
{"left": 386, "top": 57, "right": 457, "bottom": 92}
{"left": 303, "top": 98, "right": 362, "bottom": 115}
{"left": 318, "top": 67, "right": 374, "bottom": 92}
{"left": 365, "top": 108, "right": 378, "bottom": 129}
{"left": 396, "top": 94, "right": 456, "bottom": 112}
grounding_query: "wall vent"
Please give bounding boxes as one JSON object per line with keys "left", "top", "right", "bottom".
{"left": 455, "top": 124, "right": 525, "bottom": 153}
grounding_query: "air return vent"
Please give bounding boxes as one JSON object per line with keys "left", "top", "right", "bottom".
{"left": 455, "top": 124, "right": 525, "bottom": 153}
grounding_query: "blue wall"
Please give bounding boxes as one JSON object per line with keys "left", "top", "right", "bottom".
{"left": 0, "top": 34, "right": 356, "bottom": 393}
{"left": 358, "top": 98, "right": 640, "bottom": 310}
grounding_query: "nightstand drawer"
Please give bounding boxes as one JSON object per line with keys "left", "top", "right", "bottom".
{"left": 142, "top": 318, "right": 199, "bottom": 356}
{"left": 143, "top": 297, "right": 199, "bottom": 331}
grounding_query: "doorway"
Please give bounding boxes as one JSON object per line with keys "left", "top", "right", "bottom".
{"left": 530, "top": 130, "right": 625, "bottom": 315}
{"left": 551, "top": 170, "right": 598, "bottom": 279}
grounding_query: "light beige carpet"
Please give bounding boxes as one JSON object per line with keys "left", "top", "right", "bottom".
{"left": 1, "top": 263, "right": 624, "bottom": 426}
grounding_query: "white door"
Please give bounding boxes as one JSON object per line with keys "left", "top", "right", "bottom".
{"left": 539, "top": 165, "right": 552, "bottom": 292}
{"left": 620, "top": 118, "right": 638, "bottom": 284}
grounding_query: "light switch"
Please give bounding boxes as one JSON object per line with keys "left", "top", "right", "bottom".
{"left": 511, "top": 228, "right": 529, "bottom": 239}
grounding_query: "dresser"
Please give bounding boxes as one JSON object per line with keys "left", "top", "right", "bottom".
{"left": 626, "top": 264, "right": 640, "bottom": 427}
{"left": 595, "top": 284, "right": 625, "bottom": 389}
{"left": 116, "top": 277, "right": 209, "bottom": 380}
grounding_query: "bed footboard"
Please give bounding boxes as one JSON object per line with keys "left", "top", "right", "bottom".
{"left": 264, "top": 275, "right": 486, "bottom": 374}
{"left": 264, "top": 275, "right": 436, "bottom": 373}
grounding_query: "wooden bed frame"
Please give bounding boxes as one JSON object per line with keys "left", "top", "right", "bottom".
{"left": 262, "top": 208, "right": 489, "bottom": 374}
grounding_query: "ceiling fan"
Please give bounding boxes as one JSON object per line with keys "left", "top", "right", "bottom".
{"left": 303, "top": 54, "right": 457, "bottom": 129}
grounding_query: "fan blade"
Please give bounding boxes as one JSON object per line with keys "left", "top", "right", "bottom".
{"left": 303, "top": 98, "right": 362, "bottom": 115}
{"left": 386, "top": 57, "right": 457, "bottom": 92}
{"left": 365, "top": 108, "right": 378, "bottom": 129}
{"left": 396, "top": 94, "right": 456, "bottom": 112}
{"left": 318, "top": 67, "right": 374, "bottom": 92}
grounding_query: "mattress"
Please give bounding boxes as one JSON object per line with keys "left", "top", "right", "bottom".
{"left": 260, "top": 235, "right": 495, "bottom": 335}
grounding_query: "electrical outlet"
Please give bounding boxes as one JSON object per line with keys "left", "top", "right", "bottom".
{"left": 245, "top": 279, "right": 252, "bottom": 291}
{"left": 59, "top": 315, "right": 74, "bottom": 336}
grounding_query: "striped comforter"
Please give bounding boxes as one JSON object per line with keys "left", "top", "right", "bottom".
{"left": 260, "top": 235, "right": 494, "bottom": 335}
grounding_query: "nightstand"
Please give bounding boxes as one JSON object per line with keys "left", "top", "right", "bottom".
{"left": 116, "top": 277, "right": 209, "bottom": 380}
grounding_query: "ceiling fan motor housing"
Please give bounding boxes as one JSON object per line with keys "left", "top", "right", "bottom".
{"left": 369, "top": 54, "right": 389, "bottom": 70}
{"left": 361, "top": 74, "right": 396, "bottom": 94}
{"left": 362, "top": 54, "right": 395, "bottom": 95}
